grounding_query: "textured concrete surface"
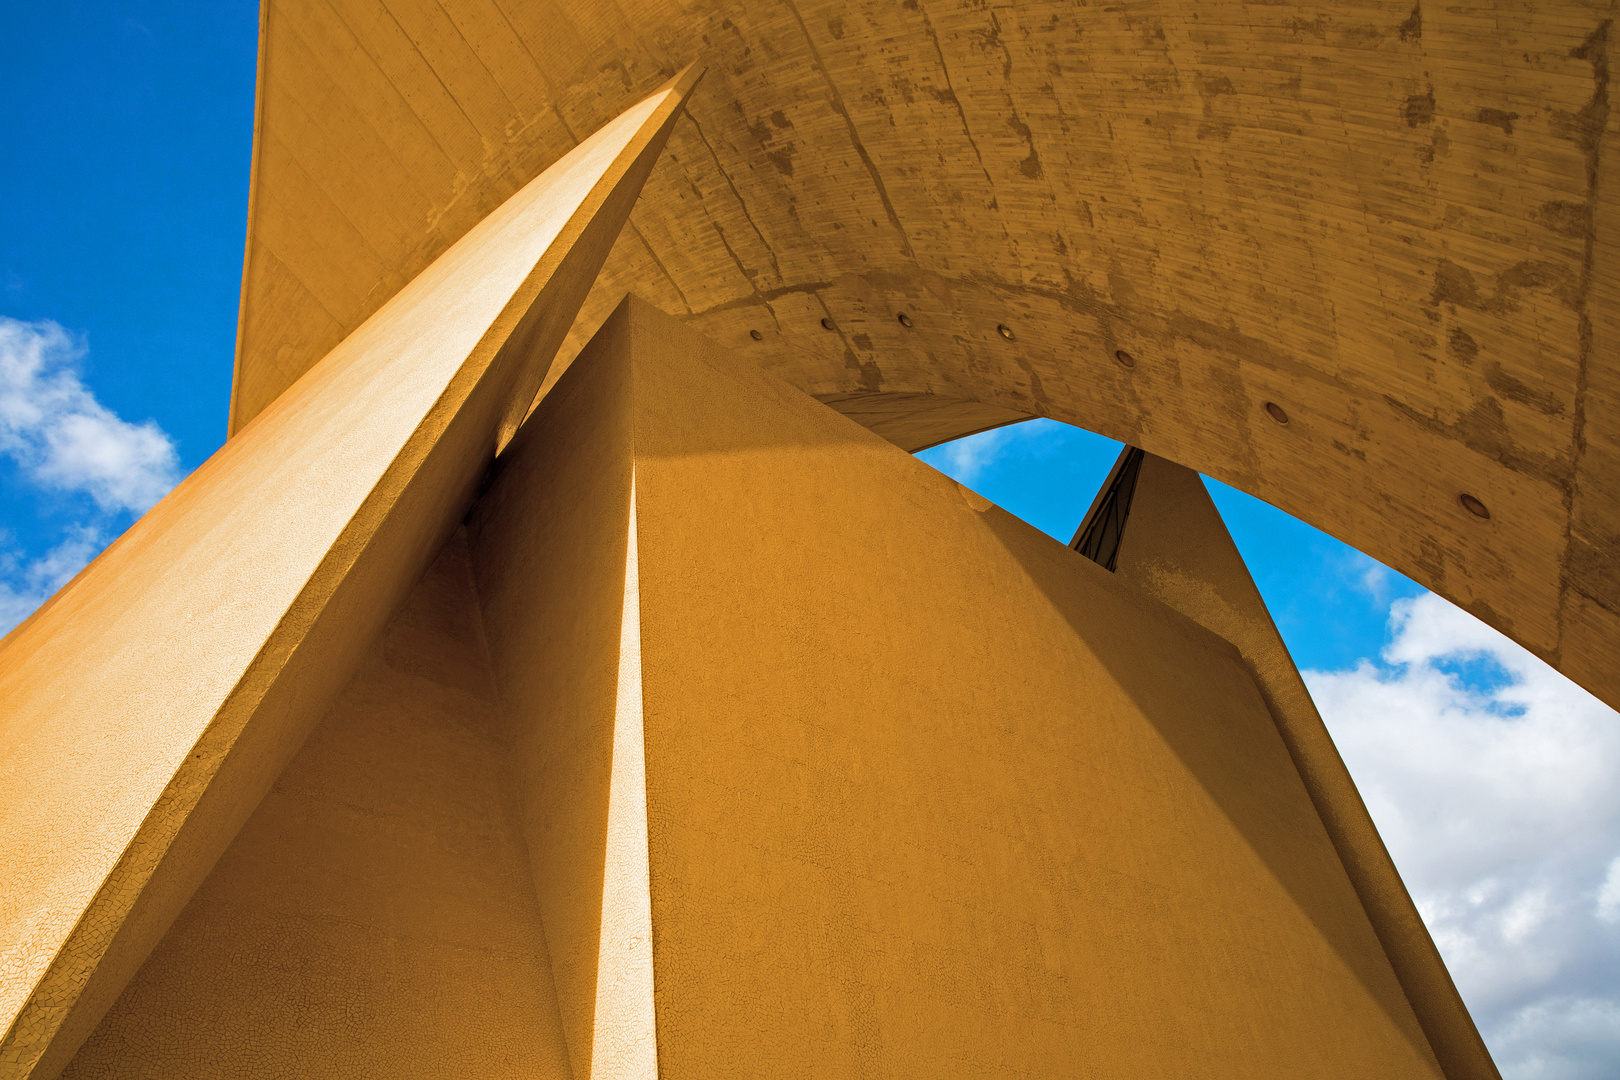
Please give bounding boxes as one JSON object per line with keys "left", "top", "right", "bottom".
{"left": 38, "top": 298, "right": 1487, "bottom": 1076}
{"left": 466, "top": 283, "right": 649, "bottom": 1080}
{"left": 0, "top": 78, "right": 696, "bottom": 1079}
{"left": 228, "top": 0, "right": 1620, "bottom": 710}
{"left": 469, "top": 296, "right": 1455, "bottom": 1076}
{"left": 1110, "top": 450, "right": 1497, "bottom": 1079}
{"left": 60, "top": 533, "right": 575, "bottom": 1079}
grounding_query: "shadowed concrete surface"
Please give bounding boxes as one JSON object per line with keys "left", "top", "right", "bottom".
{"left": 61, "top": 533, "right": 575, "bottom": 1079}
{"left": 229, "top": 0, "right": 1620, "bottom": 711}
{"left": 467, "top": 278, "right": 645, "bottom": 1080}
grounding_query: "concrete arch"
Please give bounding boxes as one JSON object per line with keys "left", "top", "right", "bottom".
{"left": 232, "top": 0, "right": 1619, "bottom": 707}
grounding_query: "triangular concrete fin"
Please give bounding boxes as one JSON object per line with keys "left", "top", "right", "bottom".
{"left": 0, "top": 68, "right": 701, "bottom": 1080}
{"left": 1099, "top": 448, "right": 1500, "bottom": 1080}
{"left": 464, "top": 296, "right": 1454, "bottom": 1078}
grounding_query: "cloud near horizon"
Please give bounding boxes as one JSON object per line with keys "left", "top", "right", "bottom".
{"left": 0, "top": 317, "right": 180, "bottom": 635}
{"left": 1308, "top": 593, "right": 1620, "bottom": 1080}
{"left": 0, "top": 317, "right": 178, "bottom": 514}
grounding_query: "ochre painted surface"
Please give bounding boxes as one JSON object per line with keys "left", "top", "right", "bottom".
{"left": 60, "top": 533, "right": 574, "bottom": 1079}
{"left": 1109, "top": 450, "right": 1497, "bottom": 1079}
{"left": 0, "top": 76, "right": 697, "bottom": 1080}
{"left": 472, "top": 296, "right": 1453, "bottom": 1076}
{"left": 229, "top": 0, "right": 1620, "bottom": 711}
{"left": 465, "top": 301, "right": 652, "bottom": 1080}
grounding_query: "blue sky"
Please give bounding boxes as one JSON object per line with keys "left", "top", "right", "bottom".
{"left": 0, "top": 2, "right": 254, "bottom": 617}
{"left": 916, "top": 419, "right": 1427, "bottom": 674}
{"left": 2, "top": 4, "right": 1617, "bottom": 1077}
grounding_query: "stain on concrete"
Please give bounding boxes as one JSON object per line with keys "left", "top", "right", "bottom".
{"left": 1568, "top": 536, "right": 1620, "bottom": 611}
{"left": 1447, "top": 328, "right": 1479, "bottom": 364}
{"left": 1332, "top": 439, "right": 1368, "bottom": 462}
{"left": 1014, "top": 354, "right": 1050, "bottom": 405}
{"left": 1385, "top": 393, "right": 1571, "bottom": 485}
{"left": 844, "top": 346, "right": 883, "bottom": 392}
{"left": 1432, "top": 260, "right": 1483, "bottom": 308}
{"left": 1413, "top": 536, "right": 1447, "bottom": 587}
{"left": 1486, "top": 362, "right": 1566, "bottom": 417}
{"left": 1535, "top": 201, "right": 1592, "bottom": 239}
{"left": 1476, "top": 107, "right": 1519, "bottom": 135}
{"left": 1555, "top": 22, "right": 1612, "bottom": 187}
{"left": 1431, "top": 258, "right": 1580, "bottom": 313}
{"left": 766, "top": 144, "right": 796, "bottom": 177}
{"left": 1007, "top": 112, "right": 1044, "bottom": 179}
{"left": 1559, "top": 21, "right": 1611, "bottom": 633}
{"left": 1398, "top": 2, "right": 1422, "bottom": 42}
{"left": 1404, "top": 89, "right": 1435, "bottom": 127}
{"left": 1500, "top": 260, "right": 1582, "bottom": 308}
{"left": 1287, "top": 16, "right": 1328, "bottom": 42}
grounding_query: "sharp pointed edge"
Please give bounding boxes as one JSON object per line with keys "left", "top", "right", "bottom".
{"left": 0, "top": 77, "right": 698, "bottom": 1080}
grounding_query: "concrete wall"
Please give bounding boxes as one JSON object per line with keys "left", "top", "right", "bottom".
{"left": 471, "top": 297, "right": 1453, "bottom": 1077}
{"left": 61, "top": 534, "right": 574, "bottom": 1079}
{"left": 59, "top": 299, "right": 1480, "bottom": 1077}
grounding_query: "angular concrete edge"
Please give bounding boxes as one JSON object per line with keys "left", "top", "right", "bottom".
{"left": 0, "top": 67, "right": 701, "bottom": 1080}
{"left": 224, "top": 0, "right": 270, "bottom": 439}
{"left": 521, "top": 297, "right": 1440, "bottom": 1074}
{"left": 1109, "top": 448, "right": 1500, "bottom": 1080}
{"left": 592, "top": 480, "right": 659, "bottom": 1080}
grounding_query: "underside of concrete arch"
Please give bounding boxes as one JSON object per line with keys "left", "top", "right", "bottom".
{"left": 228, "top": 0, "right": 1620, "bottom": 710}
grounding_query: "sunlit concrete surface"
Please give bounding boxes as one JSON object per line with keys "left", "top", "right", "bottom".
{"left": 0, "top": 74, "right": 699, "bottom": 1077}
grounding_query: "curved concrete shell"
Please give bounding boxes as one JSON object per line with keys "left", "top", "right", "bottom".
{"left": 231, "top": 0, "right": 1620, "bottom": 708}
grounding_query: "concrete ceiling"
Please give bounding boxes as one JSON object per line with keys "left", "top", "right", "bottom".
{"left": 232, "top": 0, "right": 1620, "bottom": 708}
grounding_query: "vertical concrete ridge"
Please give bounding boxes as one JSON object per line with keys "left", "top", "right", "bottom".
{"left": 592, "top": 474, "right": 659, "bottom": 1080}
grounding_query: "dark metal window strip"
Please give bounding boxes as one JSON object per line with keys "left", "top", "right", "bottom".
{"left": 1070, "top": 446, "right": 1144, "bottom": 572}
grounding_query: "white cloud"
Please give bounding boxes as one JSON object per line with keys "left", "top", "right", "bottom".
{"left": 0, "top": 316, "right": 178, "bottom": 513}
{"left": 1347, "top": 548, "right": 1397, "bottom": 604}
{"left": 921, "top": 422, "right": 1026, "bottom": 486}
{"left": 0, "top": 316, "right": 181, "bottom": 637}
{"left": 1307, "top": 592, "right": 1620, "bottom": 1079}
{"left": 1599, "top": 859, "right": 1620, "bottom": 924}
